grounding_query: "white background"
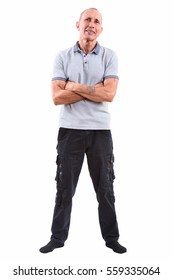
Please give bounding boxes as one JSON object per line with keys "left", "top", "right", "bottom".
{"left": 0, "top": 0, "right": 172, "bottom": 279}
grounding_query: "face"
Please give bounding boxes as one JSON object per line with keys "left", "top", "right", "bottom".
{"left": 76, "top": 9, "right": 103, "bottom": 42}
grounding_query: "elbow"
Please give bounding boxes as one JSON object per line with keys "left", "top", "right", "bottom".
{"left": 53, "top": 100, "right": 58, "bottom": 105}
{"left": 107, "top": 96, "right": 114, "bottom": 102}
{"left": 52, "top": 96, "right": 61, "bottom": 105}
{"left": 52, "top": 96, "right": 58, "bottom": 105}
{"left": 106, "top": 92, "right": 116, "bottom": 102}
{"left": 52, "top": 93, "right": 62, "bottom": 105}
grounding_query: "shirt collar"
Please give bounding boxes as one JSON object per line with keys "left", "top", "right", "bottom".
{"left": 73, "top": 42, "right": 101, "bottom": 55}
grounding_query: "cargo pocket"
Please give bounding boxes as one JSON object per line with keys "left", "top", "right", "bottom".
{"left": 107, "top": 154, "right": 116, "bottom": 183}
{"left": 55, "top": 155, "right": 63, "bottom": 183}
{"left": 55, "top": 155, "right": 65, "bottom": 207}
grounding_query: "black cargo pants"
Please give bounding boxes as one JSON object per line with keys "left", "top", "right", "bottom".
{"left": 51, "top": 128, "right": 120, "bottom": 244}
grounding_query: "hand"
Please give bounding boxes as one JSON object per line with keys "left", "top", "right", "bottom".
{"left": 65, "top": 81, "right": 77, "bottom": 91}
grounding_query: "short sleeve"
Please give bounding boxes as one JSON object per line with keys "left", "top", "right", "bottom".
{"left": 51, "top": 52, "right": 67, "bottom": 81}
{"left": 103, "top": 50, "right": 119, "bottom": 80}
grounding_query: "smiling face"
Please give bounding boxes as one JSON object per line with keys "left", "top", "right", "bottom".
{"left": 76, "top": 8, "right": 103, "bottom": 43}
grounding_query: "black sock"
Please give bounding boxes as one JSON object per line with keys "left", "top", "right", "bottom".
{"left": 106, "top": 241, "right": 127, "bottom": 254}
{"left": 39, "top": 240, "right": 64, "bottom": 254}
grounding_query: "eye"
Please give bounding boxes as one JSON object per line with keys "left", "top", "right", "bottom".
{"left": 95, "top": 19, "right": 100, "bottom": 24}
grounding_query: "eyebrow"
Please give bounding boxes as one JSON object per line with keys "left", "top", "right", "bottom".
{"left": 85, "top": 17, "right": 101, "bottom": 23}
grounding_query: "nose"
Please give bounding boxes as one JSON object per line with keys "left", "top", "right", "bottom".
{"left": 88, "top": 20, "right": 95, "bottom": 28}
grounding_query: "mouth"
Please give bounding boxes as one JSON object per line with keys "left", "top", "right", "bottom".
{"left": 85, "top": 29, "right": 95, "bottom": 35}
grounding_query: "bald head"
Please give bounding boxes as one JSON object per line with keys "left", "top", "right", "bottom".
{"left": 79, "top": 8, "right": 102, "bottom": 23}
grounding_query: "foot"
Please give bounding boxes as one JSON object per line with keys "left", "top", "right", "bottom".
{"left": 106, "top": 241, "right": 127, "bottom": 254}
{"left": 39, "top": 240, "right": 64, "bottom": 253}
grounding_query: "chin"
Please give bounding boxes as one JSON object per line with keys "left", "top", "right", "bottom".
{"left": 85, "top": 35, "right": 96, "bottom": 40}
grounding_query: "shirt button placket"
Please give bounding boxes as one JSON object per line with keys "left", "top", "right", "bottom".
{"left": 83, "top": 54, "right": 88, "bottom": 67}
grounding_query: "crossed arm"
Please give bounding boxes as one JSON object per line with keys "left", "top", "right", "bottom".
{"left": 51, "top": 78, "right": 118, "bottom": 105}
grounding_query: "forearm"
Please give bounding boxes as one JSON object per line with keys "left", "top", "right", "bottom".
{"left": 66, "top": 79, "right": 118, "bottom": 103}
{"left": 74, "top": 84, "right": 109, "bottom": 102}
{"left": 53, "top": 89, "right": 84, "bottom": 105}
{"left": 51, "top": 80, "right": 84, "bottom": 105}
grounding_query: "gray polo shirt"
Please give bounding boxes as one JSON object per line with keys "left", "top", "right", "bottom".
{"left": 52, "top": 42, "right": 118, "bottom": 129}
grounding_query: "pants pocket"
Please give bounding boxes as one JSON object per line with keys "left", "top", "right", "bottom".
{"left": 107, "top": 154, "right": 116, "bottom": 183}
{"left": 55, "top": 155, "right": 63, "bottom": 182}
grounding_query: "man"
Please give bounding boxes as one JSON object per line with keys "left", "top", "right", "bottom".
{"left": 40, "top": 8, "right": 127, "bottom": 254}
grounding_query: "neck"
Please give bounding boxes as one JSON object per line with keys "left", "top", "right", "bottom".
{"left": 78, "top": 40, "right": 97, "bottom": 54}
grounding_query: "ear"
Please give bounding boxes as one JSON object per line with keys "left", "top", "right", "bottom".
{"left": 76, "top": 21, "right": 80, "bottom": 31}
